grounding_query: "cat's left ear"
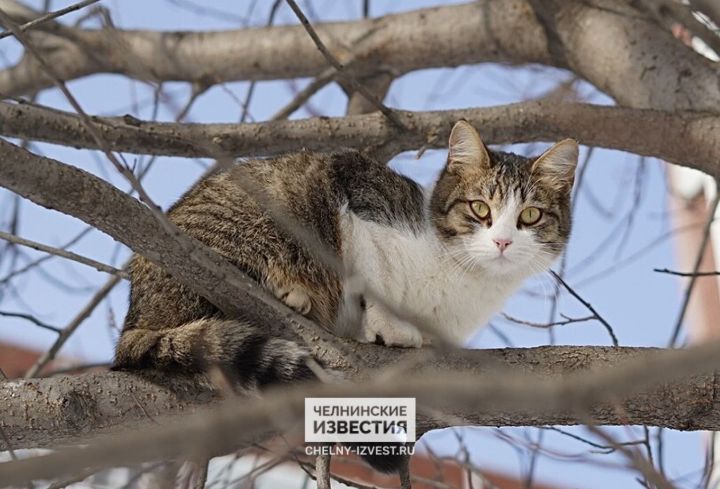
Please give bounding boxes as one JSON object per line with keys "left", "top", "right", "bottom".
{"left": 531, "top": 139, "right": 579, "bottom": 191}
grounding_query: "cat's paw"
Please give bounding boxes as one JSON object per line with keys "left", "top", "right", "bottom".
{"left": 274, "top": 285, "right": 312, "bottom": 315}
{"left": 359, "top": 311, "right": 423, "bottom": 348}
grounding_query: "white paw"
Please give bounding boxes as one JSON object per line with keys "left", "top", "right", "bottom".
{"left": 275, "top": 286, "right": 312, "bottom": 315}
{"left": 359, "top": 306, "right": 423, "bottom": 348}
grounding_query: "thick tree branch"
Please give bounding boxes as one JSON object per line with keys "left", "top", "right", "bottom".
{"left": 1, "top": 100, "right": 717, "bottom": 176}
{"left": 0, "top": 2, "right": 551, "bottom": 97}
{"left": 0, "top": 1, "right": 716, "bottom": 114}
{"left": 525, "top": 0, "right": 720, "bottom": 112}
{"left": 0, "top": 138, "right": 356, "bottom": 370}
{"left": 2, "top": 109, "right": 718, "bottom": 472}
{"left": 2, "top": 344, "right": 720, "bottom": 485}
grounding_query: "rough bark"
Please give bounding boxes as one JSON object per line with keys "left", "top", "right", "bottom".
{"left": 0, "top": 1, "right": 718, "bottom": 483}
{"left": 1, "top": 1, "right": 716, "bottom": 114}
{"left": 2, "top": 343, "right": 720, "bottom": 486}
{"left": 532, "top": 0, "right": 720, "bottom": 111}
{"left": 1, "top": 101, "right": 718, "bottom": 176}
{"left": 0, "top": 2, "right": 551, "bottom": 96}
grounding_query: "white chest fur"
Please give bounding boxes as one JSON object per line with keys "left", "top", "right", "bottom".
{"left": 339, "top": 209, "right": 525, "bottom": 344}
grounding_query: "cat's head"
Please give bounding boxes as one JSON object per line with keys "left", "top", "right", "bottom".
{"left": 430, "top": 120, "right": 577, "bottom": 276}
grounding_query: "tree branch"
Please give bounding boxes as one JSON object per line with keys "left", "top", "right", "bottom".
{"left": 0, "top": 137, "right": 355, "bottom": 370}
{"left": 0, "top": 2, "right": 552, "bottom": 97}
{"left": 2, "top": 343, "right": 720, "bottom": 485}
{"left": 0, "top": 0, "right": 98, "bottom": 41}
{"left": 1, "top": 101, "right": 717, "bottom": 176}
{"left": 0, "top": 229, "right": 128, "bottom": 279}
{"left": 0, "top": 1, "right": 715, "bottom": 115}
{"left": 545, "top": 1, "right": 720, "bottom": 112}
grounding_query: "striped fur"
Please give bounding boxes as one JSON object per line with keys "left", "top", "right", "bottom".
{"left": 114, "top": 122, "right": 577, "bottom": 473}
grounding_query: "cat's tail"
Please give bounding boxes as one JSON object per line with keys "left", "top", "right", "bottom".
{"left": 112, "top": 318, "right": 315, "bottom": 386}
{"left": 113, "top": 318, "right": 409, "bottom": 474}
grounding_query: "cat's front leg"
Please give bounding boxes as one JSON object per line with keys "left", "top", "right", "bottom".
{"left": 358, "top": 301, "right": 423, "bottom": 348}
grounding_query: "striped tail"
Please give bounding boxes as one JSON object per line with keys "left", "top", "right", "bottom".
{"left": 113, "top": 318, "right": 409, "bottom": 473}
{"left": 112, "top": 318, "right": 314, "bottom": 387}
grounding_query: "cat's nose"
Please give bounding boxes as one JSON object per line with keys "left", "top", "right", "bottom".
{"left": 493, "top": 238, "right": 513, "bottom": 252}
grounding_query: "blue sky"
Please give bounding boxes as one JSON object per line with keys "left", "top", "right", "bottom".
{"left": 0, "top": 1, "right": 704, "bottom": 487}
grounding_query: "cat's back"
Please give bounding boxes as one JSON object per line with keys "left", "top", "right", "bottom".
{"left": 174, "top": 149, "right": 425, "bottom": 230}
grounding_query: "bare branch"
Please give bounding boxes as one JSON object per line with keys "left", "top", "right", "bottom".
{"left": 669, "top": 193, "right": 720, "bottom": 346}
{"left": 0, "top": 230, "right": 129, "bottom": 279}
{"left": 314, "top": 453, "right": 331, "bottom": 489}
{"left": 0, "top": 2, "right": 553, "bottom": 97}
{"left": 3, "top": 343, "right": 720, "bottom": 485}
{"left": 655, "top": 268, "right": 720, "bottom": 277}
{"left": 550, "top": 271, "right": 619, "bottom": 346}
{"left": 0, "top": 0, "right": 98, "bottom": 41}
{"left": 0, "top": 134, "right": 353, "bottom": 373}
{"left": 0, "top": 1, "right": 715, "bottom": 116}
{"left": 285, "top": 0, "right": 405, "bottom": 129}
{"left": 0, "top": 309, "right": 61, "bottom": 333}
{"left": 24, "top": 272, "right": 123, "bottom": 378}
{"left": 0, "top": 101, "right": 717, "bottom": 176}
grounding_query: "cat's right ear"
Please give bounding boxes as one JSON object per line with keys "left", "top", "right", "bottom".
{"left": 447, "top": 120, "right": 491, "bottom": 172}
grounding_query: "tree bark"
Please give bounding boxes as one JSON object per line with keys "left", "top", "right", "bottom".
{"left": 0, "top": 2, "right": 551, "bottom": 96}
{"left": 0, "top": 1, "right": 716, "bottom": 114}
{"left": 0, "top": 138, "right": 356, "bottom": 369}
{"left": 1, "top": 101, "right": 717, "bottom": 176}
{"left": 2, "top": 343, "right": 720, "bottom": 486}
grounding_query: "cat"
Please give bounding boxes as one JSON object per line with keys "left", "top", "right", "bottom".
{"left": 113, "top": 120, "right": 577, "bottom": 472}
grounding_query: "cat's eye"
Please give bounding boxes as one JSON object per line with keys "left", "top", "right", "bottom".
{"left": 519, "top": 207, "right": 542, "bottom": 226}
{"left": 470, "top": 200, "right": 491, "bottom": 220}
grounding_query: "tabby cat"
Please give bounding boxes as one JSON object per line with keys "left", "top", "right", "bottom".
{"left": 114, "top": 120, "right": 577, "bottom": 471}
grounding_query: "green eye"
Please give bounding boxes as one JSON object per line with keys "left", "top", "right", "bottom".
{"left": 520, "top": 207, "right": 542, "bottom": 225}
{"left": 470, "top": 200, "right": 491, "bottom": 220}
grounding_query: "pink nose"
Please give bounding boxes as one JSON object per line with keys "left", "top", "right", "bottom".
{"left": 493, "top": 238, "right": 513, "bottom": 252}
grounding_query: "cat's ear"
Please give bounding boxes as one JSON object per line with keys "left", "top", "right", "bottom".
{"left": 531, "top": 139, "right": 579, "bottom": 191}
{"left": 447, "top": 120, "right": 491, "bottom": 171}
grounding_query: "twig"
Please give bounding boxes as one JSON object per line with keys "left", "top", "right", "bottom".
{"left": 315, "top": 453, "right": 331, "bottom": 489}
{"left": 0, "top": 0, "right": 99, "bottom": 40}
{"left": 584, "top": 425, "right": 677, "bottom": 489}
{"left": 0, "top": 8, "right": 176, "bottom": 238}
{"left": 523, "top": 429, "right": 544, "bottom": 489}
{"left": 271, "top": 67, "right": 337, "bottom": 120}
{"left": 545, "top": 146, "right": 594, "bottom": 343}
{"left": 24, "top": 269, "right": 124, "bottom": 377}
{"left": 298, "top": 459, "right": 378, "bottom": 489}
{"left": 399, "top": 455, "right": 412, "bottom": 489}
{"left": 173, "top": 83, "right": 208, "bottom": 122}
{"left": 0, "top": 226, "right": 94, "bottom": 284}
{"left": 542, "top": 426, "right": 618, "bottom": 452}
{"left": 238, "top": 0, "right": 282, "bottom": 123}
{"left": 192, "top": 458, "right": 209, "bottom": 489}
{"left": 654, "top": 268, "right": 720, "bottom": 277}
{"left": 550, "top": 270, "right": 619, "bottom": 346}
{"left": 502, "top": 313, "right": 596, "bottom": 329}
{"left": 284, "top": 0, "right": 407, "bottom": 130}
{"left": 0, "top": 230, "right": 129, "bottom": 279}
{"left": 668, "top": 191, "right": 720, "bottom": 346}
{"left": 0, "top": 310, "right": 61, "bottom": 333}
